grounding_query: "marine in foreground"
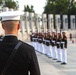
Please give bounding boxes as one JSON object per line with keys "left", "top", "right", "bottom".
{"left": 0, "top": 11, "right": 41, "bottom": 75}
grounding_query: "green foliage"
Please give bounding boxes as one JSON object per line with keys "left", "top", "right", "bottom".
{"left": 44, "top": 0, "right": 76, "bottom": 15}
{"left": 55, "top": 0, "right": 68, "bottom": 14}
{"left": 4, "top": 0, "right": 19, "bottom": 10}
{"left": 44, "top": 0, "right": 56, "bottom": 14}
{"left": 0, "top": 0, "right": 3, "bottom": 5}
{"left": 24, "top": 5, "right": 35, "bottom": 12}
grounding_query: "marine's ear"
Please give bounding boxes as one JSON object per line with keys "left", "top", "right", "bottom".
{"left": 17, "top": 23, "right": 20, "bottom": 30}
{"left": 2, "top": 23, "right": 5, "bottom": 30}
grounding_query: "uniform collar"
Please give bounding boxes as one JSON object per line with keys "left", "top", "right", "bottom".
{"left": 2, "top": 35, "right": 18, "bottom": 42}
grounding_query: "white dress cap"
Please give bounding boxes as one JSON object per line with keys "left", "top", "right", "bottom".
{"left": 62, "top": 31, "right": 67, "bottom": 33}
{"left": 52, "top": 29, "right": 56, "bottom": 32}
{"left": 57, "top": 31, "right": 60, "bottom": 33}
{"left": 0, "top": 11, "right": 24, "bottom": 21}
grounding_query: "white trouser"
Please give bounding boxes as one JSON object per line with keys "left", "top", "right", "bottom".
{"left": 49, "top": 45, "right": 53, "bottom": 57}
{"left": 52, "top": 46, "right": 57, "bottom": 59}
{"left": 34, "top": 42, "right": 37, "bottom": 50}
{"left": 45, "top": 45, "right": 47, "bottom": 55}
{"left": 46, "top": 45, "right": 50, "bottom": 56}
{"left": 36, "top": 42, "right": 38, "bottom": 51}
{"left": 33, "top": 42, "right": 35, "bottom": 48}
{"left": 57, "top": 48, "right": 62, "bottom": 61}
{"left": 41, "top": 43, "right": 45, "bottom": 54}
{"left": 31, "top": 42, "right": 33, "bottom": 46}
{"left": 39, "top": 43, "right": 43, "bottom": 53}
{"left": 61, "top": 48, "right": 67, "bottom": 63}
{"left": 43, "top": 44, "right": 46, "bottom": 54}
{"left": 35, "top": 42, "right": 38, "bottom": 51}
{"left": 38, "top": 43, "right": 41, "bottom": 52}
{"left": 34, "top": 42, "right": 36, "bottom": 50}
{"left": 37, "top": 42, "right": 40, "bottom": 52}
{"left": 31, "top": 42, "right": 34, "bottom": 47}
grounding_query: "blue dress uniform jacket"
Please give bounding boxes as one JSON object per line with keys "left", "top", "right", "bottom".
{"left": 0, "top": 36, "right": 40, "bottom": 75}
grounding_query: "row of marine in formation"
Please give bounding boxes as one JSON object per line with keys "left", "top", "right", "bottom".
{"left": 30, "top": 30, "right": 67, "bottom": 65}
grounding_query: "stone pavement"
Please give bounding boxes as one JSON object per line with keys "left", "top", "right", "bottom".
{"left": 25, "top": 39, "right": 76, "bottom": 75}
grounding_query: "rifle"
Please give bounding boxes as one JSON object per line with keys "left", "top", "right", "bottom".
{"left": 60, "top": 24, "right": 62, "bottom": 42}
{"left": 56, "top": 25, "right": 57, "bottom": 41}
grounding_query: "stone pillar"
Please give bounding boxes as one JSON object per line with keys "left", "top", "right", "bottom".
{"left": 48, "top": 14, "right": 54, "bottom": 32}
{"left": 62, "top": 15, "right": 68, "bottom": 30}
{"left": 2, "top": 7, "right": 9, "bottom": 12}
{"left": 55, "top": 14, "right": 61, "bottom": 31}
{"left": 70, "top": 15, "right": 75, "bottom": 30}
{"left": 42, "top": 14, "right": 47, "bottom": 33}
{"left": 29, "top": 12, "right": 35, "bottom": 33}
{"left": 25, "top": 12, "right": 30, "bottom": 34}
{"left": 35, "top": 14, "right": 41, "bottom": 33}
{"left": 20, "top": 16, "right": 25, "bottom": 34}
{"left": 19, "top": 13, "right": 26, "bottom": 41}
{"left": 9, "top": 8, "right": 14, "bottom": 11}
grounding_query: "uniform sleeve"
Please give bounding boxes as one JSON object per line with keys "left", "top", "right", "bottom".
{"left": 29, "top": 48, "right": 41, "bottom": 75}
{"left": 64, "top": 36, "right": 67, "bottom": 48}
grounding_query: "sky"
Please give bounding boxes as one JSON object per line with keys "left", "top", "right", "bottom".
{"left": 14, "top": 0, "right": 46, "bottom": 14}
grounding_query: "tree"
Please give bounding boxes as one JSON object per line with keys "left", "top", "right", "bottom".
{"left": 44, "top": 0, "right": 76, "bottom": 15}
{"left": 24, "top": 5, "right": 35, "bottom": 12}
{"left": 55, "top": 0, "right": 68, "bottom": 14}
{"left": 44, "top": 0, "right": 68, "bottom": 14}
{"left": 0, "top": 0, "right": 3, "bottom": 5}
{"left": 3, "top": 0, "right": 19, "bottom": 10}
{"left": 44, "top": 0, "right": 56, "bottom": 14}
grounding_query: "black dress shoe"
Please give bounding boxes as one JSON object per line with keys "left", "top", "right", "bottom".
{"left": 53, "top": 58, "right": 57, "bottom": 60}
{"left": 61, "top": 62, "right": 66, "bottom": 65}
{"left": 56, "top": 61, "right": 61, "bottom": 62}
{"left": 48, "top": 56, "right": 52, "bottom": 58}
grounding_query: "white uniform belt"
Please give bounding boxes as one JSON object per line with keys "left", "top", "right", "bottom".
{"left": 57, "top": 42, "right": 60, "bottom": 44}
{"left": 45, "top": 40, "right": 50, "bottom": 42}
{"left": 43, "top": 40, "right": 46, "bottom": 41}
{"left": 39, "top": 39, "right": 42, "bottom": 40}
{"left": 52, "top": 40, "right": 55, "bottom": 43}
{"left": 61, "top": 42, "right": 65, "bottom": 44}
{"left": 33, "top": 38, "right": 35, "bottom": 40}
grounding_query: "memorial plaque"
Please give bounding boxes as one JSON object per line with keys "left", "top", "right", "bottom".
{"left": 70, "top": 15, "right": 75, "bottom": 30}
{"left": 25, "top": 12, "right": 30, "bottom": 34}
{"left": 35, "top": 14, "right": 41, "bottom": 33}
{"left": 62, "top": 15, "right": 68, "bottom": 30}
{"left": 42, "top": 14, "right": 47, "bottom": 33}
{"left": 48, "top": 14, "right": 54, "bottom": 32}
{"left": 29, "top": 13, "right": 35, "bottom": 33}
{"left": 55, "top": 15, "right": 61, "bottom": 31}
